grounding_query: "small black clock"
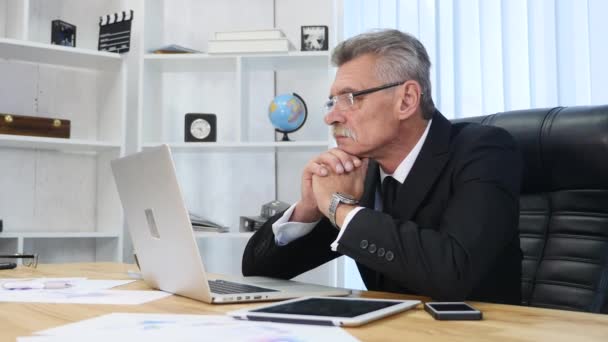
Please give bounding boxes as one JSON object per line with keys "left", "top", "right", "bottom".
{"left": 184, "top": 113, "right": 217, "bottom": 142}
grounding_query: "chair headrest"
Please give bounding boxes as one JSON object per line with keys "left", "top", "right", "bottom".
{"left": 453, "top": 106, "right": 608, "bottom": 193}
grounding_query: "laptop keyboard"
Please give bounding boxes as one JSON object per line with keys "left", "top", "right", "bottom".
{"left": 208, "top": 279, "right": 279, "bottom": 294}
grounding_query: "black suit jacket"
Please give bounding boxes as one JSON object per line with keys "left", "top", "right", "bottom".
{"left": 242, "top": 111, "right": 523, "bottom": 304}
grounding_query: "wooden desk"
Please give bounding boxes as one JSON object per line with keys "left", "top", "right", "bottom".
{"left": 1, "top": 263, "right": 607, "bottom": 341}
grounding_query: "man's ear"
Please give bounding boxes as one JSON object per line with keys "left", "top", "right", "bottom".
{"left": 396, "top": 80, "right": 423, "bottom": 120}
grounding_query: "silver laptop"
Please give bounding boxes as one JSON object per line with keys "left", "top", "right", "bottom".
{"left": 110, "top": 145, "right": 350, "bottom": 304}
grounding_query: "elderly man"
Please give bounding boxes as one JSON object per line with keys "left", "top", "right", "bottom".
{"left": 242, "top": 29, "right": 522, "bottom": 304}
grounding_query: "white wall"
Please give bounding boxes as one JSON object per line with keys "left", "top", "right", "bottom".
{"left": 28, "top": 0, "right": 126, "bottom": 48}
{"left": 0, "top": 0, "right": 7, "bottom": 37}
{"left": 0, "top": 63, "right": 98, "bottom": 233}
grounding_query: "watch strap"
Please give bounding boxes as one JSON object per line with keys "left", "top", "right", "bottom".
{"left": 328, "top": 192, "right": 359, "bottom": 228}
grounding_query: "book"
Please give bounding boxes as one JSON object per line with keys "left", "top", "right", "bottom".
{"left": 214, "top": 29, "right": 285, "bottom": 41}
{"left": 151, "top": 44, "right": 200, "bottom": 54}
{"left": 208, "top": 38, "right": 290, "bottom": 54}
{"left": 189, "top": 212, "right": 229, "bottom": 233}
{"left": 192, "top": 224, "right": 229, "bottom": 233}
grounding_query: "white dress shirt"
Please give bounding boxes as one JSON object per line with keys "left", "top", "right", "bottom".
{"left": 273, "top": 119, "right": 432, "bottom": 250}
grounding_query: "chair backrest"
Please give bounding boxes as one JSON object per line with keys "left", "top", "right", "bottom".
{"left": 452, "top": 105, "right": 608, "bottom": 313}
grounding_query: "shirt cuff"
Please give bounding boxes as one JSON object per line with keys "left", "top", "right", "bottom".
{"left": 330, "top": 206, "right": 365, "bottom": 251}
{"left": 272, "top": 202, "right": 320, "bottom": 246}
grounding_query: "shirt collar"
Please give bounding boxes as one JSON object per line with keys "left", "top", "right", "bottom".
{"left": 379, "top": 119, "right": 432, "bottom": 184}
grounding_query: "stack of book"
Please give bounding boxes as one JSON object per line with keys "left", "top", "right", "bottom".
{"left": 189, "top": 212, "right": 229, "bottom": 233}
{"left": 150, "top": 44, "right": 200, "bottom": 54}
{"left": 208, "top": 29, "right": 291, "bottom": 54}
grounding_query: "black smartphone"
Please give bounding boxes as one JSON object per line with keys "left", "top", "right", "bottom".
{"left": 0, "top": 262, "right": 17, "bottom": 270}
{"left": 424, "top": 302, "right": 482, "bottom": 320}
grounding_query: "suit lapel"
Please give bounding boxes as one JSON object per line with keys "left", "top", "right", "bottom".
{"left": 354, "top": 111, "right": 450, "bottom": 291}
{"left": 392, "top": 111, "right": 452, "bottom": 220}
{"left": 359, "top": 111, "right": 452, "bottom": 218}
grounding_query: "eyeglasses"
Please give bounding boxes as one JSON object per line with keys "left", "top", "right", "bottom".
{"left": 324, "top": 81, "right": 406, "bottom": 114}
{"left": 0, "top": 253, "right": 39, "bottom": 268}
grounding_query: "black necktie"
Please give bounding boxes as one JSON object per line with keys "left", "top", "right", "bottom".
{"left": 382, "top": 176, "right": 399, "bottom": 214}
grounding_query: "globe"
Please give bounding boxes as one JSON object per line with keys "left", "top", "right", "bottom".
{"left": 268, "top": 93, "right": 308, "bottom": 141}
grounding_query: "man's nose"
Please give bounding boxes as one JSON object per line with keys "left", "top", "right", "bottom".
{"left": 324, "top": 108, "right": 345, "bottom": 126}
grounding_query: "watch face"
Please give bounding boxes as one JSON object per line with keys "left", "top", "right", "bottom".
{"left": 190, "top": 118, "right": 211, "bottom": 140}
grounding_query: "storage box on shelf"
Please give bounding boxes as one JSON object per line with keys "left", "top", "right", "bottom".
{"left": 0, "top": 0, "right": 127, "bottom": 263}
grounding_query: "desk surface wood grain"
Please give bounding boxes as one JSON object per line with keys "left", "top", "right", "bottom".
{"left": 1, "top": 263, "right": 607, "bottom": 341}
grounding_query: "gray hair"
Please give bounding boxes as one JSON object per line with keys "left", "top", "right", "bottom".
{"left": 331, "top": 29, "right": 435, "bottom": 119}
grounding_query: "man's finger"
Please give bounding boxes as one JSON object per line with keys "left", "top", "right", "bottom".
{"left": 327, "top": 148, "right": 363, "bottom": 172}
{"left": 306, "top": 162, "right": 328, "bottom": 177}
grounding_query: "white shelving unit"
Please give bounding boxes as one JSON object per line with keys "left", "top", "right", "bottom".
{"left": 142, "top": 141, "right": 329, "bottom": 152}
{"left": 0, "top": 0, "right": 128, "bottom": 263}
{"left": 134, "top": 0, "right": 339, "bottom": 285}
{"left": 0, "top": 37, "right": 122, "bottom": 70}
{"left": 1, "top": 0, "right": 344, "bottom": 286}
{"left": 0, "top": 135, "right": 121, "bottom": 152}
{"left": 143, "top": 51, "right": 330, "bottom": 73}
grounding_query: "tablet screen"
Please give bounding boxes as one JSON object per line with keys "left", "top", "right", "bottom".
{"left": 251, "top": 298, "right": 402, "bottom": 318}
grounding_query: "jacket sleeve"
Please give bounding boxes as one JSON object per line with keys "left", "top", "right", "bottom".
{"left": 242, "top": 214, "right": 341, "bottom": 279}
{"left": 336, "top": 127, "right": 522, "bottom": 300}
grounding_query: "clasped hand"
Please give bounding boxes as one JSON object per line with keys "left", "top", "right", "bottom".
{"left": 291, "top": 148, "right": 368, "bottom": 223}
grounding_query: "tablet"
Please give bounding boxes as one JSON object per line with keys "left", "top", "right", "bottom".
{"left": 227, "top": 296, "right": 420, "bottom": 326}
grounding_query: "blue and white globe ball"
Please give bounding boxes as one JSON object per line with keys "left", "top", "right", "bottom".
{"left": 268, "top": 93, "right": 308, "bottom": 140}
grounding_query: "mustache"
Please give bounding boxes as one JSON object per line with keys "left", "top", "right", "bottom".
{"left": 331, "top": 125, "right": 357, "bottom": 141}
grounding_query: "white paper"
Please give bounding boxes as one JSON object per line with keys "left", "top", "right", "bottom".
{"left": 0, "top": 277, "right": 151, "bottom": 304}
{"left": 0, "top": 278, "right": 87, "bottom": 290}
{"left": 0, "top": 278, "right": 135, "bottom": 291}
{"left": 23, "top": 313, "right": 359, "bottom": 342}
{"left": 0, "top": 287, "right": 169, "bottom": 305}
{"left": 69, "top": 279, "right": 135, "bottom": 291}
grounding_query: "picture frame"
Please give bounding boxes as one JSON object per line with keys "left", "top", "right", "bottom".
{"left": 51, "top": 20, "right": 77, "bottom": 47}
{"left": 301, "top": 25, "right": 328, "bottom": 51}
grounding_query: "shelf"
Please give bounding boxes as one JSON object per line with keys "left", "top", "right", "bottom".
{"left": 0, "top": 38, "right": 123, "bottom": 71}
{"left": 0, "top": 232, "right": 120, "bottom": 239}
{"left": 0, "top": 135, "right": 121, "bottom": 152}
{"left": 242, "top": 51, "right": 331, "bottom": 70}
{"left": 143, "top": 51, "right": 330, "bottom": 72}
{"left": 143, "top": 141, "right": 329, "bottom": 152}
{"left": 194, "top": 232, "right": 254, "bottom": 239}
{"left": 144, "top": 53, "right": 237, "bottom": 72}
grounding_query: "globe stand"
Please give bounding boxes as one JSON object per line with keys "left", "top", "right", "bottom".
{"left": 279, "top": 131, "right": 292, "bottom": 141}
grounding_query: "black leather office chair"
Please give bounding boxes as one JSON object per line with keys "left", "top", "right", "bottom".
{"left": 453, "top": 105, "right": 608, "bottom": 313}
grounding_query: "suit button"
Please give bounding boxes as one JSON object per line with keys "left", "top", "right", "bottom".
{"left": 368, "top": 244, "right": 377, "bottom": 253}
{"left": 385, "top": 251, "right": 394, "bottom": 261}
{"left": 377, "top": 248, "right": 385, "bottom": 257}
{"left": 360, "top": 240, "right": 369, "bottom": 249}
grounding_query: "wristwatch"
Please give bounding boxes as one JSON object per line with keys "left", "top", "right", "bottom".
{"left": 328, "top": 192, "right": 359, "bottom": 228}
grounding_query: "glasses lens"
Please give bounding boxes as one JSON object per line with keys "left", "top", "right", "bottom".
{"left": 325, "top": 94, "right": 355, "bottom": 114}
{"left": 324, "top": 98, "right": 336, "bottom": 113}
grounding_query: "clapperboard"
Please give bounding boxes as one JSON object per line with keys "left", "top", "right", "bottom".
{"left": 98, "top": 10, "right": 133, "bottom": 53}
